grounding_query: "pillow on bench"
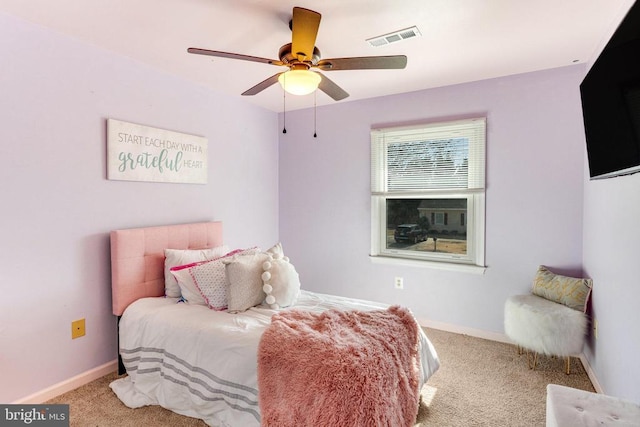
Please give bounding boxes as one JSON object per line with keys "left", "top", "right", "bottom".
{"left": 531, "top": 266, "right": 592, "bottom": 312}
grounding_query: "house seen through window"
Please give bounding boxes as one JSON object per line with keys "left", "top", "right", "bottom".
{"left": 370, "top": 117, "right": 486, "bottom": 268}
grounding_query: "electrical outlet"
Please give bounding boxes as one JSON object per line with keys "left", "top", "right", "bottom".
{"left": 72, "top": 318, "right": 86, "bottom": 339}
{"left": 593, "top": 319, "right": 598, "bottom": 339}
{"left": 394, "top": 277, "right": 404, "bottom": 289}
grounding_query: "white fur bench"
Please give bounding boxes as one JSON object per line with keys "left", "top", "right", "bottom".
{"left": 546, "top": 384, "right": 640, "bottom": 426}
{"left": 504, "top": 294, "right": 587, "bottom": 373}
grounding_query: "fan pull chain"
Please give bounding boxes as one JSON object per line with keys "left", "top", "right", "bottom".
{"left": 282, "top": 74, "right": 287, "bottom": 134}
{"left": 313, "top": 90, "right": 317, "bottom": 138}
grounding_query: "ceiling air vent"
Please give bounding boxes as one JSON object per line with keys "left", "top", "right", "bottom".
{"left": 366, "top": 26, "right": 421, "bottom": 47}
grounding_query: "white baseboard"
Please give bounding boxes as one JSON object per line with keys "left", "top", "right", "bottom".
{"left": 12, "top": 360, "right": 118, "bottom": 404}
{"left": 579, "top": 354, "right": 604, "bottom": 394}
{"left": 418, "top": 317, "right": 512, "bottom": 344}
{"left": 419, "top": 318, "right": 603, "bottom": 393}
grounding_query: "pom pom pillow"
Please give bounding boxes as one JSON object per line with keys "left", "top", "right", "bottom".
{"left": 164, "top": 246, "right": 229, "bottom": 298}
{"left": 261, "top": 255, "right": 300, "bottom": 309}
{"left": 531, "top": 265, "right": 593, "bottom": 312}
{"left": 265, "top": 242, "right": 284, "bottom": 258}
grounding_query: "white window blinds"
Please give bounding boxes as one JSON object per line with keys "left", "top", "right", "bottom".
{"left": 371, "top": 117, "right": 486, "bottom": 193}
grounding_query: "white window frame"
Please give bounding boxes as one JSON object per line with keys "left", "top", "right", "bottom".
{"left": 370, "top": 117, "right": 486, "bottom": 271}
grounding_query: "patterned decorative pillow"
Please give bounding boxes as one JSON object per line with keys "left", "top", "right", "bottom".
{"left": 169, "top": 248, "right": 256, "bottom": 309}
{"left": 164, "top": 246, "right": 229, "bottom": 298}
{"left": 261, "top": 255, "right": 300, "bottom": 310}
{"left": 170, "top": 258, "right": 228, "bottom": 309}
{"left": 531, "top": 265, "right": 593, "bottom": 312}
{"left": 223, "top": 252, "right": 271, "bottom": 313}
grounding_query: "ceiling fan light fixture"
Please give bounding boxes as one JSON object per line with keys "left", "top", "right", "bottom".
{"left": 278, "top": 69, "right": 321, "bottom": 95}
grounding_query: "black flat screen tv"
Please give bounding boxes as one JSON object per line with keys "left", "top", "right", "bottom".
{"left": 580, "top": 0, "right": 640, "bottom": 179}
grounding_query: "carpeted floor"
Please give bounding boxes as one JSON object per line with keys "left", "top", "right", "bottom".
{"left": 46, "top": 328, "right": 595, "bottom": 426}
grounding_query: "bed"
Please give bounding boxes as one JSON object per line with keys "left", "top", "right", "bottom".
{"left": 108, "top": 221, "right": 440, "bottom": 426}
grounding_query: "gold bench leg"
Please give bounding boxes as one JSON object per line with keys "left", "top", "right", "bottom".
{"left": 520, "top": 350, "right": 572, "bottom": 374}
{"left": 526, "top": 350, "right": 538, "bottom": 370}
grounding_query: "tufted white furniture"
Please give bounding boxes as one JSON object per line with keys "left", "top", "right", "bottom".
{"left": 504, "top": 294, "right": 588, "bottom": 373}
{"left": 546, "top": 384, "right": 640, "bottom": 427}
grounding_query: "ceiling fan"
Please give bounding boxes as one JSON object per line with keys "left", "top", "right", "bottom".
{"left": 188, "top": 6, "right": 407, "bottom": 101}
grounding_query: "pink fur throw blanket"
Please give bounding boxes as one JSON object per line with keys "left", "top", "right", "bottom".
{"left": 257, "top": 306, "right": 421, "bottom": 427}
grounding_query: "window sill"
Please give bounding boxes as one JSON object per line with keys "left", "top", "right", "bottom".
{"left": 369, "top": 255, "right": 486, "bottom": 275}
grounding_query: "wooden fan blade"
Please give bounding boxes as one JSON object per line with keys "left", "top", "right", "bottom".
{"left": 241, "top": 73, "right": 284, "bottom": 96}
{"left": 317, "top": 55, "right": 407, "bottom": 71}
{"left": 188, "top": 48, "right": 284, "bottom": 66}
{"left": 291, "top": 7, "right": 321, "bottom": 61}
{"left": 318, "top": 73, "right": 349, "bottom": 101}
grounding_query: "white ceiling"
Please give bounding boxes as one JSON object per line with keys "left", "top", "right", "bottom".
{"left": 0, "top": 0, "right": 634, "bottom": 112}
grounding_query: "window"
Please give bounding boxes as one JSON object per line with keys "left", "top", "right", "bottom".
{"left": 370, "top": 117, "right": 486, "bottom": 268}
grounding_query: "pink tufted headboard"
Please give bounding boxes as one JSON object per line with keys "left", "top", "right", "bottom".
{"left": 110, "top": 222, "right": 223, "bottom": 315}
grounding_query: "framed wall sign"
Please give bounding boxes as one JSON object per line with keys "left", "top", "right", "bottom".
{"left": 107, "top": 119, "right": 208, "bottom": 184}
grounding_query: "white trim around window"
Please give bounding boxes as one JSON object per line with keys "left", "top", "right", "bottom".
{"left": 370, "top": 117, "right": 486, "bottom": 270}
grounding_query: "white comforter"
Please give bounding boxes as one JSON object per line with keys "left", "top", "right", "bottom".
{"left": 110, "top": 290, "right": 440, "bottom": 427}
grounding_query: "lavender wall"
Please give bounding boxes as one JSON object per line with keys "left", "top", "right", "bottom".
{"left": 278, "top": 65, "right": 587, "bottom": 335}
{"left": 580, "top": 0, "right": 640, "bottom": 403}
{"left": 0, "top": 12, "right": 279, "bottom": 403}
{"left": 280, "top": 60, "right": 640, "bottom": 402}
{"left": 3, "top": 2, "right": 637, "bottom": 407}
{"left": 583, "top": 174, "right": 640, "bottom": 402}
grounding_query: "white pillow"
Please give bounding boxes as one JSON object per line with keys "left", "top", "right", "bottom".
{"left": 223, "top": 252, "right": 270, "bottom": 313}
{"left": 169, "top": 263, "right": 208, "bottom": 306}
{"left": 164, "top": 246, "right": 229, "bottom": 297}
{"left": 261, "top": 256, "right": 300, "bottom": 309}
